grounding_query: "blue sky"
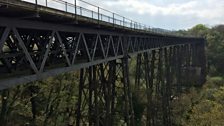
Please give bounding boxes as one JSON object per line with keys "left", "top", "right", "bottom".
{"left": 25, "top": 0, "right": 224, "bottom": 30}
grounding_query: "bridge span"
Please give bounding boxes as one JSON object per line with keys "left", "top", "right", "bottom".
{"left": 0, "top": 0, "right": 206, "bottom": 125}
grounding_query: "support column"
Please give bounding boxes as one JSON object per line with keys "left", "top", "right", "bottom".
{"left": 76, "top": 69, "right": 84, "bottom": 126}
{"left": 155, "top": 48, "right": 163, "bottom": 125}
{"left": 176, "top": 46, "right": 182, "bottom": 94}
{"left": 135, "top": 54, "right": 142, "bottom": 91}
{"left": 88, "top": 66, "right": 93, "bottom": 126}
{"left": 122, "top": 56, "right": 135, "bottom": 126}
{"left": 143, "top": 51, "right": 154, "bottom": 126}
{"left": 93, "top": 65, "right": 100, "bottom": 126}
{"left": 164, "top": 47, "right": 171, "bottom": 126}
{"left": 150, "top": 50, "right": 156, "bottom": 126}
{"left": 108, "top": 61, "right": 116, "bottom": 126}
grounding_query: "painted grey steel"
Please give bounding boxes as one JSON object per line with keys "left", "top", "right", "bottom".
{"left": 0, "top": 18, "right": 204, "bottom": 90}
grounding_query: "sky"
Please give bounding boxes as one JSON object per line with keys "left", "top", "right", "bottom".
{"left": 83, "top": 0, "right": 224, "bottom": 30}
{"left": 25, "top": 0, "right": 224, "bottom": 30}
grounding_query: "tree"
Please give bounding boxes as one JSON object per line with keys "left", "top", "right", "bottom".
{"left": 188, "top": 24, "right": 209, "bottom": 37}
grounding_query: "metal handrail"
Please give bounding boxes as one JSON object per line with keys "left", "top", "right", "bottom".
{"left": 24, "top": 0, "right": 180, "bottom": 36}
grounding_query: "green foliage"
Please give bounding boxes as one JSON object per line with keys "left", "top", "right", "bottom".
{"left": 0, "top": 72, "right": 79, "bottom": 126}
{"left": 189, "top": 24, "right": 209, "bottom": 37}
{"left": 206, "top": 29, "right": 224, "bottom": 76}
{"left": 175, "top": 24, "right": 209, "bottom": 37}
{"left": 172, "top": 24, "right": 224, "bottom": 125}
{"left": 172, "top": 78, "right": 224, "bottom": 126}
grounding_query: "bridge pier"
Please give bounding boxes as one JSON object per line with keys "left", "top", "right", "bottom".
{"left": 75, "top": 59, "right": 135, "bottom": 126}
{"left": 132, "top": 43, "right": 206, "bottom": 126}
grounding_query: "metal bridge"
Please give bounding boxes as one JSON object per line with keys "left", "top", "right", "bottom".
{"left": 0, "top": 0, "right": 206, "bottom": 125}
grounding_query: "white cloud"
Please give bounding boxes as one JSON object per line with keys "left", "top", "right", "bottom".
{"left": 104, "top": 0, "right": 224, "bottom": 19}
{"left": 23, "top": 0, "right": 224, "bottom": 30}
{"left": 99, "top": 0, "right": 224, "bottom": 29}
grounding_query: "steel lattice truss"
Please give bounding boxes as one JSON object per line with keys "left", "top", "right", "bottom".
{"left": 0, "top": 17, "right": 205, "bottom": 90}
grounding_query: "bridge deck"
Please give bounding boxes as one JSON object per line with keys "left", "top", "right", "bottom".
{"left": 0, "top": 0, "right": 157, "bottom": 36}
{"left": 0, "top": 0, "right": 187, "bottom": 38}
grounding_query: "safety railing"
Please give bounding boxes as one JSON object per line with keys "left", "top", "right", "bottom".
{"left": 23, "top": 0, "right": 178, "bottom": 35}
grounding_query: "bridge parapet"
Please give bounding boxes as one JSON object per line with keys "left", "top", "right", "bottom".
{"left": 0, "top": 0, "right": 192, "bottom": 36}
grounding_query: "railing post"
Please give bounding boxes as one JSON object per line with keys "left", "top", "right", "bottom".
{"left": 74, "top": 0, "right": 77, "bottom": 14}
{"left": 98, "top": 7, "right": 100, "bottom": 25}
{"left": 65, "top": 2, "right": 67, "bottom": 12}
{"left": 134, "top": 22, "right": 135, "bottom": 29}
{"left": 45, "top": 0, "right": 47, "bottom": 6}
{"left": 35, "top": 0, "right": 37, "bottom": 9}
{"left": 123, "top": 17, "right": 125, "bottom": 27}
{"left": 80, "top": 7, "right": 82, "bottom": 15}
{"left": 131, "top": 20, "right": 133, "bottom": 29}
{"left": 74, "top": 0, "right": 77, "bottom": 23}
{"left": 113, "top": 13, "right": 115, "bottom": 27}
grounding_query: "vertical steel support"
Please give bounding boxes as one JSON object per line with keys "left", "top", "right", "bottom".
{"left": 154, "top": 48, "right": 163, "bottom": 125}
{"left": 122, "top": 35, "right": 135, "bottom": 126}
{"left": 104, "top": 63, "right": 111, "bottom": 126}
{"left": 176, "top": 46, "right": 182, "bottom": 93}
{"left": 135, "top": 54, "right": 141, "bottom": 90}
{"left": 108, "top": 61, "right": 116, "bottom": 126}
{"left": 88, "top": 66, "right": 93, "bottom": 126}
{"left": 171, "top": 46, "right": 177, "bottom": 88}
{"left": 160, "top": 47, "right": 169, "bottom": 126}
{"left": 100, "top": 64, "right": 107, "bottom": 125}
{"left": 122, "top": 56, "right": 135, "bottom": 126}
{"left": 93, "top": 65, "right": 99, "bottom": 126}
{"left": 184, "top": 45, "right": 190, "bottom": 87}
{"left": 164, "top": 47, "right": 171, "bottom": 126}
{"left": 150, "top": 50, "right": 156, "bottom": 126}
{"left": 162, "top": 47, "right": 167, "bottom": 126}
{"left": 143, "top": 51, "right": 153, "bottom": 126}
{"left": 76, "top": 69, "right": 84, "bottom": 126}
